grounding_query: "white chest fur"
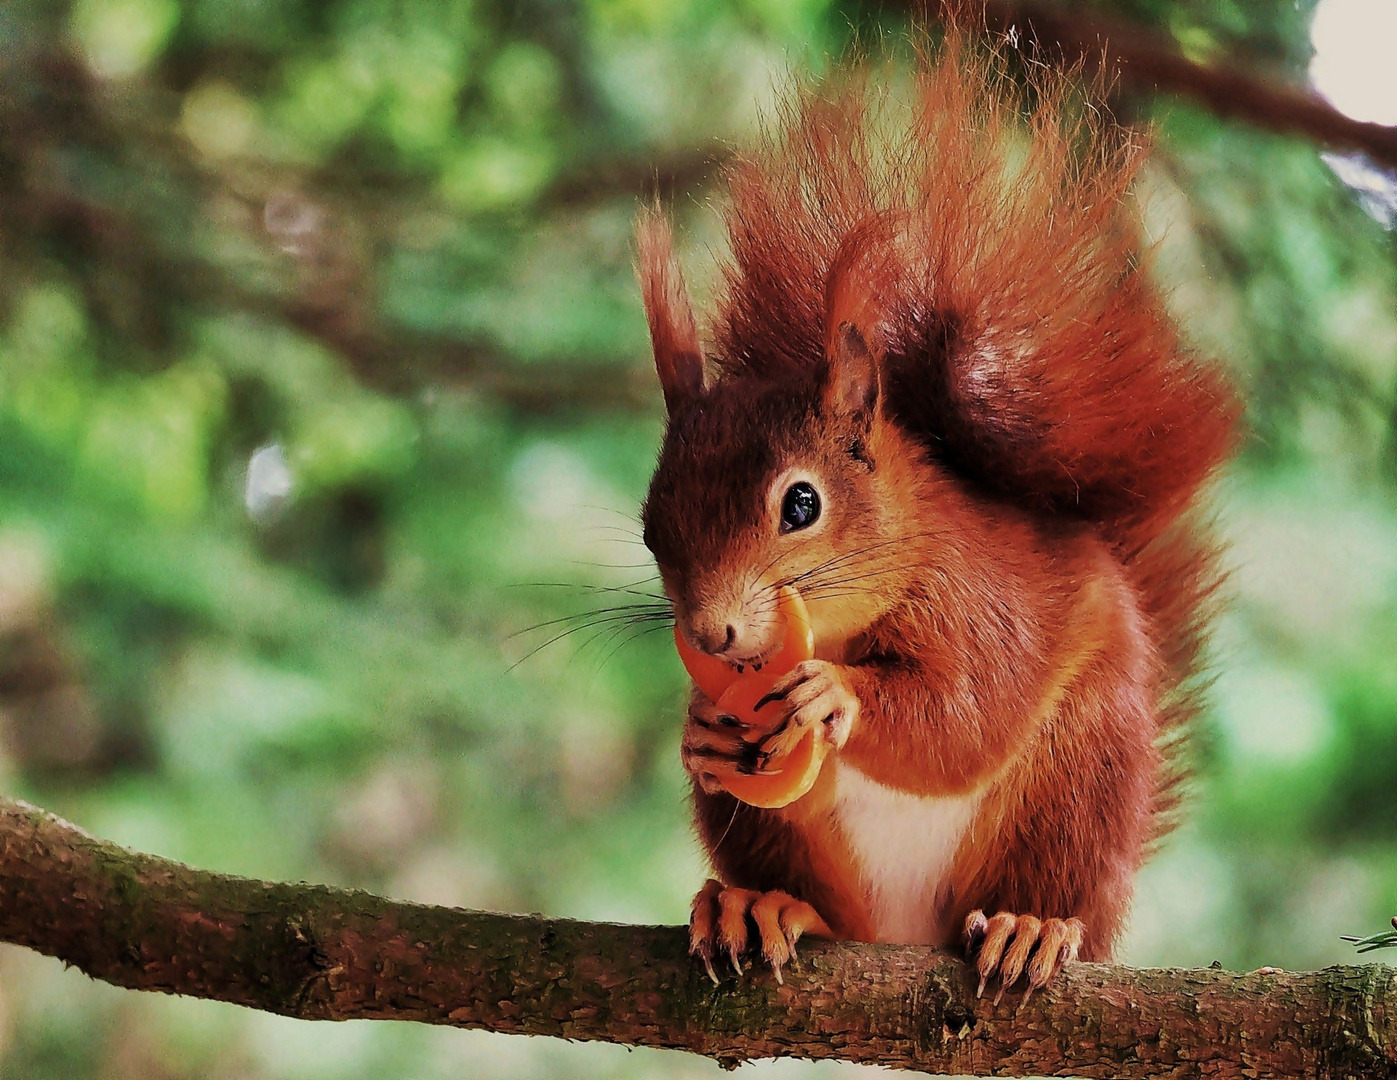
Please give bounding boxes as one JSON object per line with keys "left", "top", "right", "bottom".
{"left": 831, "top": 762, "right": 981, "bottom": 944}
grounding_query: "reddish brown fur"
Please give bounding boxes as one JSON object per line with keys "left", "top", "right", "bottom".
{"left": 637, "top": 33, "right": 1238, "bottom": 963}
{"left": 636, "top": 204, "right": 704, "bottom": 414}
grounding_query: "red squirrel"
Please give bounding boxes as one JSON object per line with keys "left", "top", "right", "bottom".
{"left": 636, "top": 33, "right": 1238, "bottom": 995}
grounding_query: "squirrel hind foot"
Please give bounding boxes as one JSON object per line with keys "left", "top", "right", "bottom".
{"left": 963, "top": 910, "right": 1084, "bottom": 1005}
{"left": 689, "top": 880, "right": 832, "bottom": 985}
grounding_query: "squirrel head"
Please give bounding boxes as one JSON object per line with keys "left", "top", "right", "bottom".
{"left": 637, "top": 207, "right": 908, "bottom": 663}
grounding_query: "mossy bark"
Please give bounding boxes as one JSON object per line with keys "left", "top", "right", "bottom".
{"left": 2, "top": 797, "right": 1395, "bottom": 1078}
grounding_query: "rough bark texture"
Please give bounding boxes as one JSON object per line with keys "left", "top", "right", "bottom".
{"left": 2, "top": 797, "right": 1395, "bottom": 1078}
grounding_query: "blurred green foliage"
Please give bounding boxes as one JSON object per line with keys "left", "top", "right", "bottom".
{"left": 0, "top": 0, "right": 1395, "bottom": 1077}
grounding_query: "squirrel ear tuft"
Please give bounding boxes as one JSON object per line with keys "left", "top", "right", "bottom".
{"left": 636, "top": 204, "right": 705, "bottom": 415}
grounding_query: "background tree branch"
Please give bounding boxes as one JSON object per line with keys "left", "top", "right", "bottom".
{"left": 5, "top": 4, "right": 1392, "bottom": 423}
{"left": 3, "top": 796, "right": 1395, "bottom": 1079}
{"left": 962, "top": 0, "right": 1397, "bottom": 169}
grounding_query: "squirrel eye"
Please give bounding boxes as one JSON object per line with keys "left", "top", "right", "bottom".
{"left": 780, "top": 482, "right": 821, "bottom": 532}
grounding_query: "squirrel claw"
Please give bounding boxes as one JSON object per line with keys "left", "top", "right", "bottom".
{"left": 964, "top": 910, "right": 989, "bottom": 954}
{"left": 785, "top": 931, "right": 804, "bottom": 971}
{"left": 964, "top": 910, "right": 1084, "bottom": 1004}
{"left": 688, "top": 882, "right": 831, "bottom": 986}
{"left": 754, "top": 660, "right": 857, "bottom": 758}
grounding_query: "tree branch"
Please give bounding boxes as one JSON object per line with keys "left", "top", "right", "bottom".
{"left": 3, "top": 797, "right": 1395, "bottom": 1078}
{"left": 959, "top": 0, "right": 1397, "bottom": 169}
{"left": 0, "top": 49, "right": 673, "bottom": 414}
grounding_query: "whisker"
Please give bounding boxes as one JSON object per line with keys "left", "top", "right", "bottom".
{"left": 506, "top": 611, "right": 672, "bottom": 671}
{"left": 777, "top": 530, "right": 951, "bottom": 600}
{"left": 510, "top": 616, "right": 672, "bottom": 655}
{"left": 710, "top": 799, "right": 743, "bottom": 857}
{"left": 783, "top": 527, "right": 950, "bottom": 587}
{"left": 751, "top": 533, "right": 803, "bottom": 586}
{"left": 510, "top": 599, "right": 671, "bottom": 621}
{"left": 516, "top": 581, "right": 666, "bottom": 601}
{"left": 787, "top": 544, "right": 900, "bottom": 587}
{"left": 576, "top": 615, "right": 648, "bottom": 665}
{"left": 578, "top": 523, "right": 645, "bottom": 536}
{"left": 579, "top": 504, "right": 644, "bottom": 528}
{"left": 800, "top": 563, "right": 925, "bottom": 594}
{"left": 577, "top": 535, "right": 653, "bottom": 549}
{"left": 592, "top": 620, "right": 673, "bottom": 673}
{"left": 743, "top": 582, "right": 784, "bottom": 629}
{"left": 793, "top": 588, "right": 879, "bottom": 604}
{"left": 568, "top": 556, "right": 659, "bottom": 568}
{"left": 507, "top": 606, "right": 671, "bottom": 641}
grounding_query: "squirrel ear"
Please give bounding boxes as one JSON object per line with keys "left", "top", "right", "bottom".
{"left": 824, "top": 321, "right": 880, "bottom": 425}
{"left": 822, "top": 219, "right": 889, "bottom": 429}
{"left": 636, "top": 204, "right": 705, "bottom": 415}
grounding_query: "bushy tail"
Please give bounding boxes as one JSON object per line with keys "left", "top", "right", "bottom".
{"left": 707, "top": 29, "right": 1240, "bottom": 829}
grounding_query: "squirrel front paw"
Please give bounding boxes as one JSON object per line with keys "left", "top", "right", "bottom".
{"left": 681, "top": 693, "right": 757, "bottom": 795}
{"left": 752, "top": 659, "right": 858, "bottom": 759}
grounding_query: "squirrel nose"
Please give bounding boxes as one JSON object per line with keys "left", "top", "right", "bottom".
{"left": 692, "top": 622, "right": 737, "bottom": 656}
